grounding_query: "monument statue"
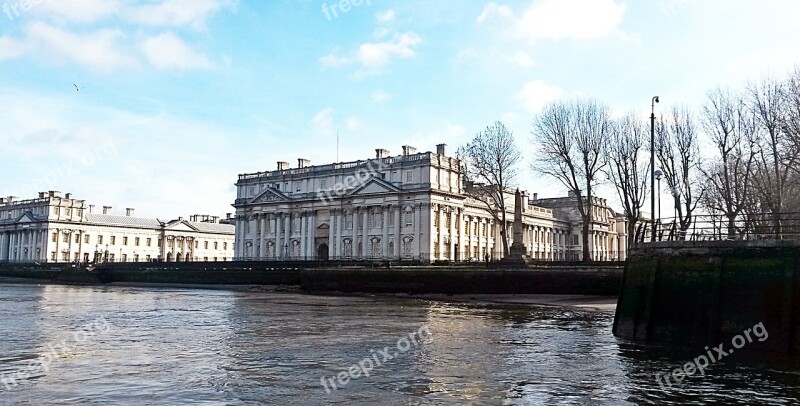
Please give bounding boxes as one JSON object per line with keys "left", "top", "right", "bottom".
{"left": 503, "top": 189, "right": 531, "bottom": 264}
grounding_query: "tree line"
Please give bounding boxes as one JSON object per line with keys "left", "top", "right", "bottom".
{"left": 459, "top": 67, "right": 800, "bottom": 261}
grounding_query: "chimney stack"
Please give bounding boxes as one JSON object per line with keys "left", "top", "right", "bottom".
{"left": 65, "top": 193, "right": 71, "bottom": 199}
{"left": 297, "top": 158, "right": 311, "bottom": 168}
{"left": 375, "top": 149, "right": 390, "bottom": 159}
{"left": 126, "top": 208, "right": 135, "bottom": 217}
{"left": 436, "top": 144, "right": 446, "bottom": 156}
{"left": 402, "top": 145, "right": 417, "bottom": 156}
{"left": 89, "top": 205, "right": 95, "bottom": 213}
{"left": 103, "top": 206, "right": 112, "bottom": 215}
{"left": 533, "top": 193, "right": 538, "bottom": 201}
{"left": 277, "top": 161, "right": 290, "bottom": 171}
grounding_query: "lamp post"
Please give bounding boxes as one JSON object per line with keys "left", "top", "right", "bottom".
{"left": 654, "top": 169, "right": 663, "bottom": 222}
{"left": 650, "top": 96, "right": 660, "bottom": 242}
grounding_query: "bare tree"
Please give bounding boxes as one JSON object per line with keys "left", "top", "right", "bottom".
{"left": 458, "top": 121, "right": 521, "bottom": 257}
{"left": 701, "top": 88, "right": 757, "bottom": 238}
{"left": 784, "top": 67, "right": 800, "bottom": 170}
{"left": 532, "top": 99, "right": 610, "bottom": 262}
{"left": 604, "top": 113, "right": 649, "bottom": 249}
{"left": 655, "top": 106, "right": 703, "bottom": 236}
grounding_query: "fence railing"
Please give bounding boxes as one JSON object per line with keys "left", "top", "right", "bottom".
{"left": 634, "top": 212, "right": 800, "bottom": 244}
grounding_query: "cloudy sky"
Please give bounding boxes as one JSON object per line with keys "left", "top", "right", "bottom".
{"left": 0, "top": 0, "right": 798, "bottom": 218}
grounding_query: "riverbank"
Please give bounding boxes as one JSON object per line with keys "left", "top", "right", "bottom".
{"left": 0, "top": 262, "right": 624, "bottom": 296}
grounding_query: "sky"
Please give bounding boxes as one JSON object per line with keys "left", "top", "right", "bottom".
{"left": 0, "top": 0, "right": 799, "bottom": 219}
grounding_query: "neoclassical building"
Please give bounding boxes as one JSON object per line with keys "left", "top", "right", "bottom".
{"left": 233, "top": 145, "right": 628, "bottom": 262}
{"left": 0, "top": 191, "right": 235, "bottom": 263}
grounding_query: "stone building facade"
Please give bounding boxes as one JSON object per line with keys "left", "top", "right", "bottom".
{"left": 233, "top": 145, "right": 628, "bottom": 262}
{"left": 0, "top": 192, "right": 234, "bottom": 263}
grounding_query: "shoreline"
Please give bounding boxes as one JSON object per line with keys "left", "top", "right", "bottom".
{"left": 0, "top": 277, "right": 617, "bottom": 310}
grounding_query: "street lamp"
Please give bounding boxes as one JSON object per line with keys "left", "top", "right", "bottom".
{"left": 650, "top": 96, "right": 660, "bottom": 242}
{"left": 654, "top": 169, "right": 663, "bottom": 223}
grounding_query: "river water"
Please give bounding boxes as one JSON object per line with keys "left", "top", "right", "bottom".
{"left": 0, "top": 284, "right": 798, "bottom": 405}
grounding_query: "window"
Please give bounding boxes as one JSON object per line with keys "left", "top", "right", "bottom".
{"left": 75, "top": 234, "right": 80, "bottom": 244}
{"left": 321, "top": 179, "right": 327, "bottom": 189}
{"left": 146, "top": 238, "right": 152, "bottom": 247}
{"left": 54, "top": 207, "right": 60, "bottom": 216}
{"left": 135, "top": 237, "right": 140, "bottom": 246}
{"left": 123, "top": 237, "right": 128, "bottom": 246}
{"left": 98, "top": 235, "right": 104, "bottom": 245}
{"left": 84, "top": 235, "right": 90, "bottom": 244}
{"left": 66, "top": 208, "right": 72, "bottom": 216}
{"left": 110, "top": 236, "right": 116, "bottom": 245}
{"left": 214, "top": 242, "right": 219, "bottom": 250}
{"left": 406, "top": 171, "right": 413, "bottom": 182}
{"left": 204, "top": 241, "right": 209, "bottom": 249}
{"left": 51, "top": 233, "right": 57, "bottom": 243}
{"left": 133, "top": 254, "right": 139, "bottom": 262}
{"left": 433, "top": 211, "right": 439, "bottom": 227}
{"left": 223, "top": 242, "right": 228, "bottom": 250}
{"left": 63, "top": 234, "right": 69, "bottom": 243}
{"left": 51, "top": 252, "right": 57, "bottom": 261}
{"left": 122, "top": 254, "right": 128, "bottom": 262}
{"left": 404, "top": 211, "right": 413, "bottom": 227}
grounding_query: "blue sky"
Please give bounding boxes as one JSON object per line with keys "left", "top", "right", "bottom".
{"left": 0, "top": 0, "right": 799, "bottom": 218}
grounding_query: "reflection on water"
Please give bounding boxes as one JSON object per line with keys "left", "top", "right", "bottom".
{"left": 0, "top": 284, "right": 799, "bottom": 405}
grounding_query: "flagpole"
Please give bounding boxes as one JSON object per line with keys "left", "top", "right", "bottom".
{"left": 336, "top": 130, "right": 339, "bottom": 163}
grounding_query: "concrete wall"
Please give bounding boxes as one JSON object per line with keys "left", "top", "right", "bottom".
{"left": 613, "top": 241, "right": 800, "bottom": 354}
{"left": 0, "top": 262, "right": 622, "bottom": 295}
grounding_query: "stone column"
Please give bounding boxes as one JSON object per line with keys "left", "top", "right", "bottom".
{"left": 275, "top": 213, "right": 283, "bottom": 259}
{"left": 413, "top": 203, "right": 422, "bottom": 259}
{"left": 449, "top": 207, "right": 456, "bottom": 260}
{"left": 259, "top": 214, "right": 268, "bottom": 260}
{"left": 361, "top": 208, "right": 369, "bottom": 258}
{"left": 351, "top": 209, "right": 358, "bottom": 258}
{"left": 328, "top": 209, "right": 336, "bottom": 258}
{"left": 300, "top": 213, "right": 307, "bottom": 259}
{"left": 394, "top": 206, "right": 401, "bottom": 259}
{"left": 307, "top": 212, "right": 316, "bottom": 259}
{"left": 0, "top": 232, "right": 7, "bottom": 261}
{"left": 381, "top": 205, "right": 389, "bottom": 258}
{"left": 335, "top": 210, "right": 343, "bottom": 258}
{"left": 284, "top": 214, "right": 291, "bottom": 259}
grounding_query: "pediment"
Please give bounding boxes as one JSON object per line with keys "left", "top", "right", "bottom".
{"left": 166, "top": 221, "right": 198, "bottom": 232}
{"left": 250, "top": 187, "right": 290, "bottom": 204}
{"left": 348, "top": 177, "right": 401, "bottom": 197}
{"left": 17, "top": 212, "right": 36, "bottom": 223}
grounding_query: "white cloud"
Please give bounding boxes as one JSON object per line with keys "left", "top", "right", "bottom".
{"left": 376, "top": 9, "right": 396, "bottom": 23}
{"left": 356, "top": 32, "right": 422, "bottom": 70}
{"left": 518, "top": 80, "right": 564, "bottom": 113}
{"left": 127, "top": 0, "right": 236, "bottom": 29}
{"left": 34, "top": 0, "right": 122, "bottom": 23}
{"left": 346, "top": 117, "right": 361, "bottom": 131}
{"left": 320, "top": 32, "right": 422, "bottom": 76}
{"left": 140, "top": 32, "right": 211, "bottom": 70}
{"left": 480, "top": 0, "right": 626, "bottom": 44}
{"left": 311, "top": 108, "right": 335, "bottom": 137}
{"left": 25, "top": 22, "right": 137, "bottom": 72}
{"left": 477, "top": 3, "right": 512, "bottom": 23}
{"left": 371, "top": 90, "right": 391, "bottom": 103}
{"left": 0, "top": 37, "right": 25, "bottom": 60}
{"left": 509, "top": 51, "right": 537, "bottom": 68}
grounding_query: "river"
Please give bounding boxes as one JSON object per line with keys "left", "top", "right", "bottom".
{"left": 0, "top": 284, "right": 798, "bottom": 405}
